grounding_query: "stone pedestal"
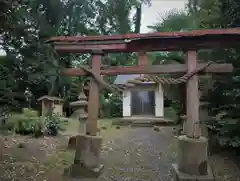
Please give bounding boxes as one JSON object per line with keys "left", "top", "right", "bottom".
{"left": 172, "top": 135, "right": 214, "bottom": 181}
{"left": 78, "top": 119, "right": 86, "bottom": 134}
{"left": 66, "top": 134, "right": 104, "bottom": 178}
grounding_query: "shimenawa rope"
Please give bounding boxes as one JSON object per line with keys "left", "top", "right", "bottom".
{"left": 81, "top": 61, "right": 213, "bottom": 94}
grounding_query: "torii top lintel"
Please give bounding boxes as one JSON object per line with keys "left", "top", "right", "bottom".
{"left": 47, "top": 28, "right": 240, "bottom": 53}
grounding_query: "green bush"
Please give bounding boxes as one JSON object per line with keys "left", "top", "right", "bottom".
{"left": 102, "top": 94, "right": 122, "bottom": 118}
{"left": 3, "top": 108, "right": 67, "bottom": 137}
{"left": 15, "top": 116, "right": 36, "bottom": 135}
{"left": 206, "top": 111, "right": 240, "bottom": 148}
{"left": 44, "top": 114, "right": 61, "bottom": 136}
{"left": 3, "top": 108, "right": 42, "bottom": 136}
{"left": 32, "top": 119, "right": 44, "bottom": 137}
{"left": 8, "top": 112, "right": 40, "bottom": 135}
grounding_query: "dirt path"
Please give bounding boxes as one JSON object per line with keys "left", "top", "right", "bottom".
{"left": 97, "top": 127, "right": 176, "bottom": 181}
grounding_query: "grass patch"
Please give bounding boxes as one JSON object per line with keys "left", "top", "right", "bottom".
{"left": 42, "top": 150, "right": 74, "bottom": 171}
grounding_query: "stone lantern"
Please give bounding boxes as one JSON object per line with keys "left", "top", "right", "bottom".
{"left": 70, "top": 91, "right": 88, "bottom": 134}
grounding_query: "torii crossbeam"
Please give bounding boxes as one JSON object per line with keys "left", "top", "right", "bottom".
{"left": 48, "top": 28, "right": 240, "bottom": 180}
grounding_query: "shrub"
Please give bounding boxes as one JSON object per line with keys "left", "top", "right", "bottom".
{"left": 4, "top": 108, "right": 42, "bottom": 136}
{"left": 206, "top": 111, "right": 240, "bottom": 148}
{"left": 33, "top": 119, "right": 44, "bottom": 137}
{"left": 15, "top": 116, "right": 35, "bottom": 135}
{"left": 44, "top": 114, "right": 61, "bottom": 136}
{"left": 3, "top": 108, "right": 67, "bottom": 137}
{"left": 11, "top": 114, "right": 39, "bottom": 135}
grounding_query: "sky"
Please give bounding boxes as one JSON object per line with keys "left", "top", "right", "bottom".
{"left": 141, "top": 0, "right": 188, "bottom": 33}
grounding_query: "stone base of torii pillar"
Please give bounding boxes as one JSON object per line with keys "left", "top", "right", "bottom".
{"left": 172, "top": 136, "right": 214, "bottom": 181}
{"left": 64, "top": 134, "right": 104, "bottom": 178}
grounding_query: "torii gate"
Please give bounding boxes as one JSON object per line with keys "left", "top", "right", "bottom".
{"left": 48, "top": 28, "right": 240, "bottom": 180}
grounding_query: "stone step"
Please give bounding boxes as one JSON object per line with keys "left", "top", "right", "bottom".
{"left": 113, "top": 118, "right": 175, "bottom": 127}
{"left": 130, "top": 122, "right": 154, "bottom": 127}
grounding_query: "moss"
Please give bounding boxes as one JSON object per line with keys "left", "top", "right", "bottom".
{"left": 43, "top": 150, "right": 74, "bottom": 170}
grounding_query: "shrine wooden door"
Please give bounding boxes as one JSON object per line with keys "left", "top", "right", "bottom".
{"left": 130, "top": 90, "right": 155, "bottom": 116}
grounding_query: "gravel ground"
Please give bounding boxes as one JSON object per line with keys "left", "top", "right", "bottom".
{"left": 91, "top": 127, "right": 177, "bottom": 181}
{"left": 1, "top": 126, "right": 240, "bottom": 181}
{"left": 70, "top": 126, "right": 240, "bottom": 181}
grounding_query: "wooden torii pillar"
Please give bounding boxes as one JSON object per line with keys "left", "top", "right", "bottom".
{"left": 48, "top": 28, "right": 240, "bottom": 180}
{"left": 86, "top": 51, "right": 102, "bottom": 136}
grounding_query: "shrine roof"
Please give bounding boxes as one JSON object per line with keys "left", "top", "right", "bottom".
{"left": 37, "top": 95, "right": 63, "bottom": 102}
{"left": 48, "top": 28, "right": 240, "bottom": 42}
{"left": 114, "top": 74, "right": 154, "bottom": 85}
{"left": 48, "top": 28, "right": 240, "bottom": 52}
{"left": 114, "top": 74, "right": 140, "bottom": 85}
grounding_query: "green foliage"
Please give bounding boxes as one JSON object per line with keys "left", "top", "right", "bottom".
{"left": 22, "top": 108, "right": 38, "bottom": 117}
{"left": 164, "top": 107, "right": 178, "bottom": 122}
{"left": 6, "top": 110, "right": 41, "bottom": 135}
{"left": 102, "top": 94, "right": 122, "bottom": 118}
{"left": 148, "top": 10, "right": 197, "bottom": 32}
{"left": 42, "top": 106, "right": 65, "bottom": 136}
{"left": 206, "top": 112, "right": 240, "bottom": 147}
{"left": 187, "top": 0, "right": 240, "bottom": 148}
{"left": 2, "top": 108, "right": 67, "bottom": 137}
{"left": 44, "top": 114, "right": 61, "bottom": 136}
{"left": 0, "top": 0, "right": 151, "bottom": 119}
